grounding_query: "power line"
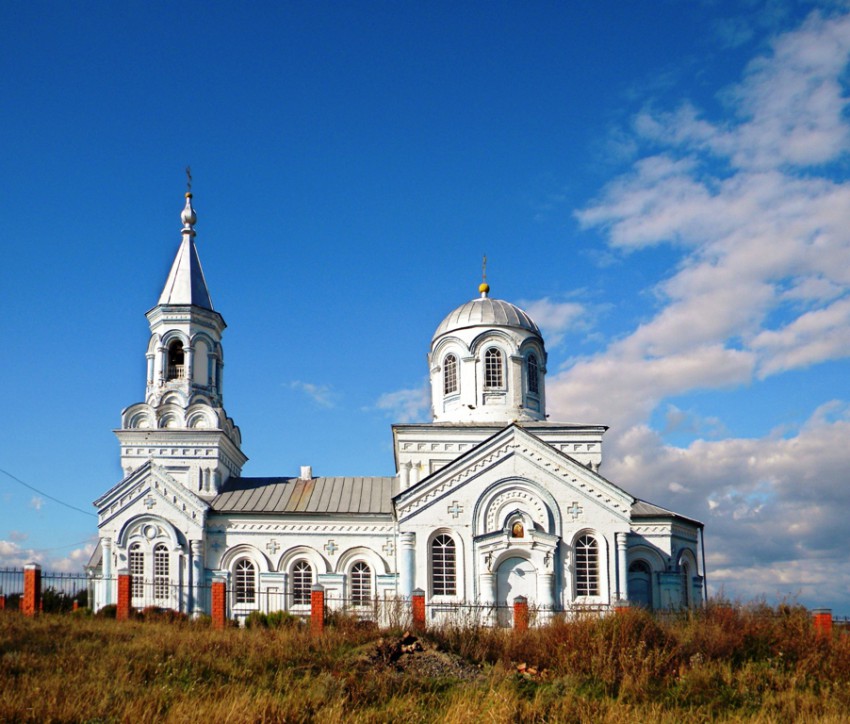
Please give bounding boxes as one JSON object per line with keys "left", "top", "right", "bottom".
{"left": 0, "top": 468, "right": 97, "bottom": 518}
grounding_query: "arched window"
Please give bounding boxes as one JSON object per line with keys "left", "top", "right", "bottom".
{"left": 443, "top": 354, "right": 458, "bottom": 395}
{"left": 431, "top": 534, "right": 457, "bottom": 596}
{"left": 167, "top": 340, "right": 185, "bottom": 380}
{"left": 527, "top": 354, "right": 539, "bottom": 395}
{"left": 350, "top": 561, "right": 372, "bottom": 606}
{"left": 235, "top": 559, "right": 256, "bottom": 604}
{"left": 484, "top": 348, "right": 503, "bottom": 389}
{"left": 129, "top": 543, "right": 144, "bottom": 600}
{"left": 628, "top": 560, "right": 653, "bottom": 609}
{"left": 292, "top": 560, "right": 312, "bottom": 606}
{"left": 154, "top": 543, "right": 169, "bottom": 600}
{"left": 575, "top": 535, "right": 599, "bottom": 596}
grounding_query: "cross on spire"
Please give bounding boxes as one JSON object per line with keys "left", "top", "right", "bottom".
{"left": 186, "top": 165, "right": 192, "bottom": 194}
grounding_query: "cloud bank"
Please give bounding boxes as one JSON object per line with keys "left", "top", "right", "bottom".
{"left": 549, "top": 9, "right": 850, "bottom": 608}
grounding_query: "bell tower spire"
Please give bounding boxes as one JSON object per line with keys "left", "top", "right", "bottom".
{"left": 115, "top": 182, "right": 246, "bottom": 497}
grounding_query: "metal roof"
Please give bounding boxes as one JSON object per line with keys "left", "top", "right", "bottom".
{"left": 210, "top": 476, "right": 397, "bottom": 515}
{"left": 158, "top": 235, "right": 214, "bottom": 310}
{"left": 433, "top": 297, "right": 541, "bottom": 340}
{"left": 632, "top": 498, "right": 703, "bottom": 526}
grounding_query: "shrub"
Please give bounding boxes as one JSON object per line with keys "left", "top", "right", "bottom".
{"left": 244, "top": 611, "right": 269, "bottom": 629}
{"left": 94, "top": 603, "right": 117, "bottom": 619}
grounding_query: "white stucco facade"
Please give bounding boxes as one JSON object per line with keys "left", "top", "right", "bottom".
{"left": 88, "top": 193, "right": 705, "bottom": 622}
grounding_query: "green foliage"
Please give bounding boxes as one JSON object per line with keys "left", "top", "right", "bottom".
{"left": 1, "top": 601, "right": 848, "bottom": 722}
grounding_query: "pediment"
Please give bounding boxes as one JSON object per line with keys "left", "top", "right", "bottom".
{"left": 394, "top": 424, "right": 633, "bottom": 524}
{"left": 95, "top": 461, "right": 208, "bottom": 528}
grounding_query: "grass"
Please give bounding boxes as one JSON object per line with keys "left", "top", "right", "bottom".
{"left": 1, "top": 602, "right": 849, "bottom": 722}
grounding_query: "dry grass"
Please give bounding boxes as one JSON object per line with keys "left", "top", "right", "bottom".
{"left": 2, "top": 602, "right": 849, "bottom": 722}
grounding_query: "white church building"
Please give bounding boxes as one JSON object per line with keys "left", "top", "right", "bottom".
{"left": 88, "top": 191, "right": 705, "bottom": 622}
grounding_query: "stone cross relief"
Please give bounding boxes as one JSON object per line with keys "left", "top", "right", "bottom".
{"left": 143, "top": 495, "right": 157, "bottom": 510}
{"left": 324, "top": 540, "right": 339, "bottom": 556}
{"left": 447, "top": 501, "right": 464, "bottom": 519}
{"left": 567, "top": 501, "right": 583, "bottom": 520}
{"left": 266, "top": 539, "right": 280, "bottom": 555}
{"left": 382, "top": 539, "right": 395, "bottom": 557}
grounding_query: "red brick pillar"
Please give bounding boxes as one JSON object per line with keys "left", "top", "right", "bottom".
{"left": 311, "top": 584, "right": 325, "bottom": 635}
{"left": 615, "top": 600, "right": 631, "bottom": 615}
{"left": 513, "top": 595, "right": 529, "bottom": 631}
{"left": 116, "top": 569, "right": 132, "bottom": 621}
{"left": 22, "top": 563, "right": 41, "bottom": 617}
{"left": 0, "top": 594, "right": 5, "bottom": 611}
{"left": 813, "top": 608, "right": 833, "bottom": 640}
{"left": 72, "top": 600, "right": 79, "bottom": 613}
{"left": 411, "top": 588, "right": 426, "bottom": 631}
{"left": 211, "top": 579, "right": 227, "bottom": 629}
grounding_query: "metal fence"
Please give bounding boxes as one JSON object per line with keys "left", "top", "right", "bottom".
{"left": 0, "top": 567, "right": 90, "bottom": 612}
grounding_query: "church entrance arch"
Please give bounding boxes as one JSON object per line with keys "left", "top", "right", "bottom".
{"left": 496, "top": 556, "right": 537, "bottom": 626}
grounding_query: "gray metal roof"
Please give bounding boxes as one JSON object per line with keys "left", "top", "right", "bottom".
{"left": 632, "top": 498, "right": 703, "bottom": 526}
{"left": 158, "top": 235, "right": 214, "bottom": 310}
{"left": 433, "top": 296, "right": 541, "bottom": 340}
{"left": 210, "top": 476, "right": 397, "bottom": 515}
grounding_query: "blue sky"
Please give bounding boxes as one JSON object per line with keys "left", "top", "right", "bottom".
{"left": 3, "top": 1, "right": 850, "bottom": 611}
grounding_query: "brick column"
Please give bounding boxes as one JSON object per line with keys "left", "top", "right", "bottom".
{"left": 116, "top": 569, "right": 132, "bottom": 621}
{"left": 22, "top": 563, "right": 41, "bottom": 617}
{"left": 813, "top": 608, "right": 833, "bottom": 640}
{"left": 615, "top": 600, "right": 631, "bottom": 615}
{"left": 513, "top": 595, "right": 529, "bottom": 631}
{"left": 0, "top": 594, "right": 5, "bottom": 611}
{"left": 411, "top": 588, "right": 426, "bottom": 631}
{"left": 311, "top": 584, "right": 325, "bottom": 635}
{"left": 211, "top": 579, "right": 227, "bottom": 629}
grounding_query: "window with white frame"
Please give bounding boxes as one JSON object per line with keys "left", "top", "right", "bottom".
{"left": 443, "top": 354, "right": 458, "bottom": 395}
{"left": 575, "top": 534, "right": 600, "bottom": 596}
{"left": 129, "top": 543, "right": 144, "bottom": 599}
{"left": 527, "top": 354, "right": 539, "bottom": 395}
{"left": 154, "top": 543, "right": 169, "bottom": 600}
{"left": 235, "top": 559, "right": 256, "bottom": 604}
{"left": 431, "top": 534, "right": 457, "bottom": 596}
{"left": 484, "top": 348, "right": 503, "bottom": 389}
{"left": 350, "top": 561, "right": 372, "bottom": 605}
{"left": 292, "top": 560, "right": 312, "bottom": 605}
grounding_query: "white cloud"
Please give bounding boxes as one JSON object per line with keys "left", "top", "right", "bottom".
{"left": 518, "top": 297, "right": 588, "bottom": 347}
{"left": 0, "top": 538, "right": 96, "bottom": 571}
{"left": 29, "top": 496, "right": 44, "bottom": 512}
{"left": 288, "top": 380, "right": 336, "bottom": 408}
{"left": 559, "top": 10, "right": 850, "bottom": 609}
{"left": 374, "top": 382, "right": 430, "bottom": 423}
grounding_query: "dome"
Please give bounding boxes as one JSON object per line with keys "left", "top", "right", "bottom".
{"left": 433, "top": 296, "right": 541, "bottom": 341}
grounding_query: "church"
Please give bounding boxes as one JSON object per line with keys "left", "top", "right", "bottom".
{"left": 87, "top": 190, "right": 705, "bottom": 622}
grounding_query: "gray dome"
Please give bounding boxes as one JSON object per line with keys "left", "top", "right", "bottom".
{"left": 433, "top": 297, "right": 541, "bottom": 340}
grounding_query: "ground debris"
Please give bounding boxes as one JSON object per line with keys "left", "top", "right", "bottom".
{"left": 367, "top": 631, "right": 482, "bottom": 681}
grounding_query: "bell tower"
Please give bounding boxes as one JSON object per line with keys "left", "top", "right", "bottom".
{"left": 115, "top": 186, "right": 247, "bottom": 496}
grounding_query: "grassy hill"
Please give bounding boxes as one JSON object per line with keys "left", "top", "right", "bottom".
{"left": 1, "top": 603, "right": 848, "bottom": 722}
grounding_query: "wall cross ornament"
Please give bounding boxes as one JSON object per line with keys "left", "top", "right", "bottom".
{"left": 144, "top": 495, "right": 157, "bottom": 510}
{"left": 447, "top": 501, "right": 464, "bottom": 519}
{"left": 567, "top": 501, "right": 583, "bottom": 520}
{"left": 324, "top": 540, "right": 339, "bottom": 556}
{"left": 266, "top": 539, "right": 280, "bottom": 555}
{"left": 382, "top": 539, "right": 395, "bottom": 557}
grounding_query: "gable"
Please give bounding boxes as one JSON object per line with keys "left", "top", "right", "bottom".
{"left": 394, "top": 424, "right": 633, "bottom": 530}
{"left": 95, "top": 461, "right": 209, "bottom": 531}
